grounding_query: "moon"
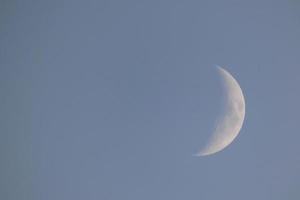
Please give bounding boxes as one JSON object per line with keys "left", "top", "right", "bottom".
{"left": 197, "top": 66, "right": 246, "bottom": 156}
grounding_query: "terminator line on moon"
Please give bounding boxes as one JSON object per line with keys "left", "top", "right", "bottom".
{"left": 197, "top": 66, "right": 246, "bottom": 156}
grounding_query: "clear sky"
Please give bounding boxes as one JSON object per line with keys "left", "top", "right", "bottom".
{"left": 1, "top": 0, "right": 300, "bottom": 199}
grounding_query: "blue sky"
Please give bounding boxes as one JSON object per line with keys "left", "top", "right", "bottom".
{"left": 1, "top": 0, "right": 300, "bottom": 199}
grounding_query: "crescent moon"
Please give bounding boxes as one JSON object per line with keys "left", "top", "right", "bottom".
{"left": 197, "top": 66, "right": 246, "bottom": 156}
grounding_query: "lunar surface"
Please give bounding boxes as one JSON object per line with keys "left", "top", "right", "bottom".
{"left": 197, "top": 66, "right": 246, "bottom": 156}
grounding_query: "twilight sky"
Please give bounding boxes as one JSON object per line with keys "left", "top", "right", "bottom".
{"left": 1, "top": 0, "right": 300, "bottom": 199}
